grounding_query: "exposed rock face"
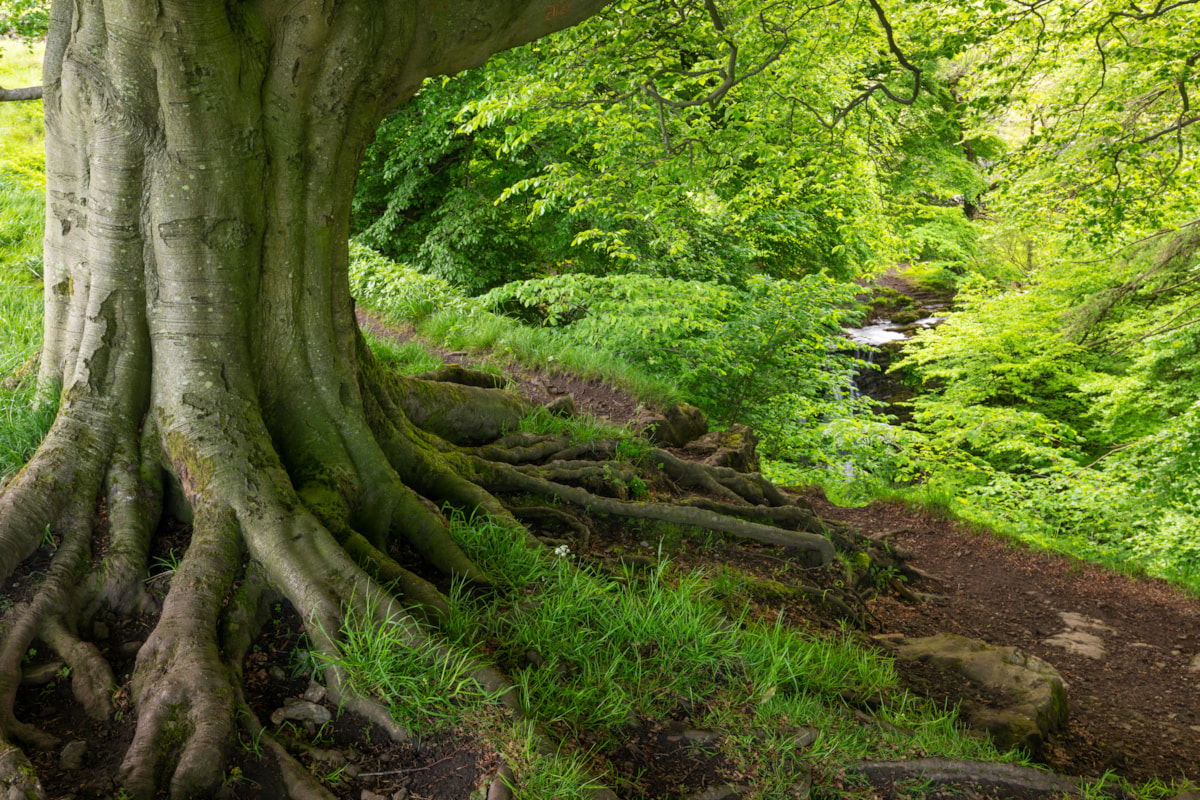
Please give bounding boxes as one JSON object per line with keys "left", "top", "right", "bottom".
{"left": 875, "top": 633, "right": 1068, "bottom": 755}
{"left": 638, "top": 403, "right": 709, "bottom": 447}
{"left": 681, "top": 424, "right": 760, "bottom": 473}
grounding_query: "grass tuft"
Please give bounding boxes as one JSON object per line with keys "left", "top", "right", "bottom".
{"left": 320, "top": 590, "right": 503, "bottom": 730}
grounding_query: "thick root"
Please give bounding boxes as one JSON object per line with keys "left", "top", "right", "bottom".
{"left": 473, "top": 457, "right": 837, "bottom": 565}
{"left": 119, "top": 503, "right": 242, "bottom": 799}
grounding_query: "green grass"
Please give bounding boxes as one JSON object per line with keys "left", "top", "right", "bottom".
{"left": 0, "top": 48, "right": 49, "bottom": 478}
{"left": 433, "top": 513, "right": 1016, "bottom": 797}
{"left": 320, "top": 589, "right": 504, "bottom": 730}
{"left": 361, "top": 329, "right": 445, "bottom": 375}
{"left": 314, "top": 508, "right": 1022, "bottom": 796}
{"left": 348, "top": 241, "right": 680, "bottom": 408}
{"left": 514, "top": 405, "right": 645, "bottom": 452}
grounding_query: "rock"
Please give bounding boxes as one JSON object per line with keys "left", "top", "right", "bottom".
{"left": 20, "top": 662, "right": 64, "bottom": 687}
{"left": 545, "top": 395, "right": 576, "bottom": 418}
{"left": 789, "top": 728, "right": 819, "bottom": 749}
{"left": 269, "top": 665, "right": 288, "bottom": 681}
{"left": 875, "top": 633, "right": 1067, "bottom": 754}
{"left": 638, "top": 403, "right": 708, "bottom": 447}
{"left": 890, "top": 310, "right": 924, "bottom": 325}
{"left": 59, "top": 740, "right": 87, "bottom": 771}
{"left": 271, "top": 698, "right": 332, "bottom": 726}
{"left": 393, "top": 790, "right": 410, "bottom": 800}
{"left": 303, "top": 680, "right": 327, "bottom": 703}
{"left": 1042, "top": 612, "right": 1115, "bottom": 659}
{"left": 680, "top": 424, "right": 760, "bottom": 473}
{"left": 1188, "top": 654, "right": 1200, "bottom": 673}
{"left": 361, "top": 791, "right": 387, "bottom": 800}
{"left": 1043, "top": 629, "right": 1107, "bottom": 659}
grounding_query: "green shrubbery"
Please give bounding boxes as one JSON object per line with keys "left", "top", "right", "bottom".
{"left": 872, "top": 227, "right": 1200, "bottom": 594}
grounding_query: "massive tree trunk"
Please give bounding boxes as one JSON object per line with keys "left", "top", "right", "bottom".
{"left": 0, "top": 1, "right": 836, "bottom": 796}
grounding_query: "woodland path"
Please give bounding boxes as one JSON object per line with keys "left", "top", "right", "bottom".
{"left": 370, "top": 309, "right": 1200, "bottom": 788}
{"left": 809, "top": 494, "right": 1200, "bottom": 786}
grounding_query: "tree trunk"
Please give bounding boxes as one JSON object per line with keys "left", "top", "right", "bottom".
{"left": 0, "top": 1, "right": 835, "bottom": 796}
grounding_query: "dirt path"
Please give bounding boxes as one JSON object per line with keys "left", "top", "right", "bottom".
{"left": 807, "top": 493, "right": 1200, "bottom": 786}
{"left": 368, "top": 313, "right": 1200, "bottom": 788}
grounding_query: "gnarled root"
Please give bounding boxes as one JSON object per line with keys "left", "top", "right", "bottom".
{"left": 0, "top": 344, "right": 843, "bottom": 798}
{"left": 466, "top": 455, "right": 837, "bottom": 566}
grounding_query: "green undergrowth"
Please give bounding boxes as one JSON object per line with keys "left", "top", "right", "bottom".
{"left": 321, "top": 511, "right": 1025, "bottom": 798}
{"left": 0, "top": 52, "right": 50, "bottom": 479}
{"left": 349, "top": 241, "right": 679, "bottom": 407}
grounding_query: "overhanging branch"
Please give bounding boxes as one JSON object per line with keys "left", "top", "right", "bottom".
{"left": 0, "top": 85, "right": 42, "bottom": 102}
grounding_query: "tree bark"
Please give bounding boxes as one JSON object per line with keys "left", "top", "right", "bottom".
{"left": 3, "top": 1, "right": 615, "bottom": 796}
{"left": 0, "top": 85, "right": 41, "bottom": 102}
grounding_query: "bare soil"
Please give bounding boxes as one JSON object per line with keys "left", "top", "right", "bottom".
{"left": 6, "top": 316, "right": 1200, "bottom": 798}
{"left": 806, "top": 492, "right": 1200, "bottom": 787}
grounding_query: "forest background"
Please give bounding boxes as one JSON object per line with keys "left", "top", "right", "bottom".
{"left": 2, "top": 0, "right": 1199, "bottom": 596}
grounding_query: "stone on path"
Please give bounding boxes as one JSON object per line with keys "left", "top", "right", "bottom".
{"left": 1042, "top": 612, "right": 1115, "bottom": 660}
{"left": 59, "top": 740, "right": 87, "bottom": 771}
{"left": 875, "top": 632, "right": 1068, "bottom": 754}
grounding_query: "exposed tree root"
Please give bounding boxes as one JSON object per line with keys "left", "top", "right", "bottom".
{"left": 0, "top": 341, "right": 852, "bottom": 798}
{"left": 470, "top": 456, "right": 837, "bottom": 565}
{"left": 849, "top": 758, "right": 1085, "bottom": 796}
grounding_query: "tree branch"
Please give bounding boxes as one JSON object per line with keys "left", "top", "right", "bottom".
{"left": 0, "top": 85, "right": 42, "bottom": 102}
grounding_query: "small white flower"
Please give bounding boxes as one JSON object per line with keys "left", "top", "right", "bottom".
{"left": 553, "top": 544, "right": 571, "bottom": 559}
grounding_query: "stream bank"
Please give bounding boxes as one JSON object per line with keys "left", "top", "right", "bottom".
{"left": 841, "top": 267, "right": 956, "bottom": 416}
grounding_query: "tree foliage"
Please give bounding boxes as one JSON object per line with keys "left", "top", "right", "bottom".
{"left": 352, "top": 0, "right": 981, "bottom": 288}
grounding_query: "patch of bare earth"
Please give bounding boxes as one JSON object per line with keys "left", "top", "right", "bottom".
{"left": 806, "top": 491, "right": 1200, "bottom": 786}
